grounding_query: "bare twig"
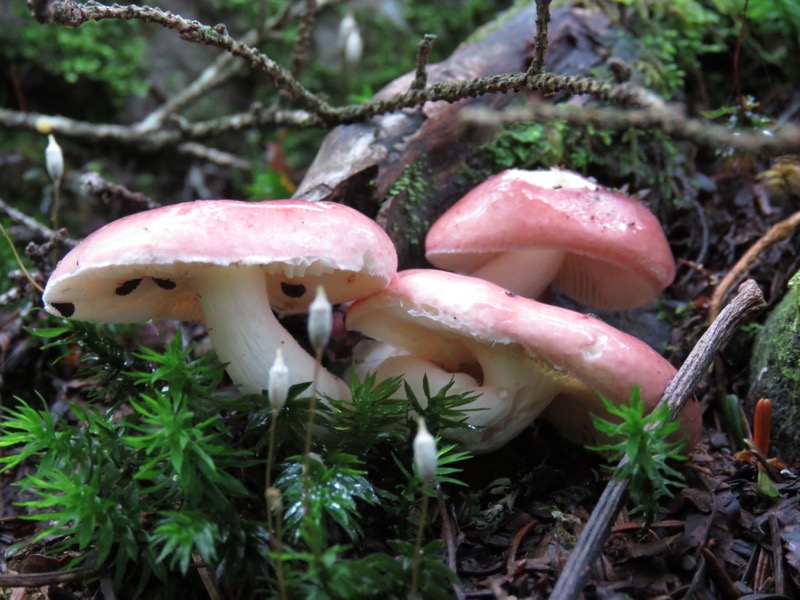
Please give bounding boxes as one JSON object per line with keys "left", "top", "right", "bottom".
{"left": 461, "top": 104, "right": 800, "bottom": 155}
{"left": 48, "top": 2, "right": 332, "bottom": 115}
{"left": 288, "top": 0, "right": 319, "bottom": 77}
{"left": 732, "top": 0, "right": 751, "bottom": 110}
{"left": 177, "top": 142, "right": 250, "bottom": 170}
{"left": 80, "top": 172, "right": 160, "bottom": 210}
{"left": 769, "top": 512, "right": 785, "bottom": 596}
{"left": 136, "top": 29, "right": 258, "bottom": 133}
{"left": 90, "top": 4, "right": 322, "bottom": 134}
{"left": 0, "top": 197, "right": 76, "bottom": 247}
{"left": 0, "top": 562, "right": 100, "bottom": 588}
{"left": 411, "top": 35, "right": 436, "bottom": 91}
{"left": 192, "top": 553, "right": 225, "bottom": 600}
{"left": 700, "top": 545, "right": 742, "bottom": 599}
{"left": 708, "top": 209, "right": 800, "bottom": 323}
{"left": 436, "top": 484, "right": 466, "bottom": 600}
{"left": 548, "top": 280, "right": 767, "bottom": 600}
{"left": 42, "top": 2, "right": 662, "bottom": 119}
{"left": 527, "top": 0, "right": 552, "bottom": 76}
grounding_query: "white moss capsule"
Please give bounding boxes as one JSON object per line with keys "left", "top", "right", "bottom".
{"left": 265, "top": 486, "right": 283, "bottom": 514}
{"left": 338, "top": 12, "right": 362, "bottom": 67}
{"left": 45, "top": 134, "right": 64, "bottom": 185}
{"left": 413, "top": 418, "right": 437, "bottom": 482}
{"left": 308, "top": 285, "right": 332, "bottom": 356}
{"left": 268, "top": 348, "right": 289, "bottom": 412}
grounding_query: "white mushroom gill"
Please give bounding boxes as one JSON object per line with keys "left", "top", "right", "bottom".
{"left": 191, "top": 265, "right": 350, "bottom": 400}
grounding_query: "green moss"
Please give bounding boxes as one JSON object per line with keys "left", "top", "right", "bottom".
{"left": 565, "top": 0, "right": 800, "bottom": 100}
{"left": 7, "top": 6, "right": 148, "bottom": 109}
{"left": 385, "top": 161, "right": 434, "bottom": 248}
{"left": 749, "top": 280, "right": 800, "bottom": 463}
{"left": 469, "top": 119, "right": 686, "bottom": 205}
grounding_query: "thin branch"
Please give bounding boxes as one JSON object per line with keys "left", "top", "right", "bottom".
{"left": 527, "top": 0, "right": 552, "bottom": 76}
{"left": 9, "top": 1, "right": 797, "bottom": 158}
{"left": 708, "top": 209, "right": 800, "bottom": 323}
{"left": 0, "top": 561, "right": 100, "bottom": 587}
{"left": 44, "top": 2, "right": 661, "bottom": 121}
{"left": 178, "top": 142, "right": 250, "bottom": 170}
{"left": 288, "top": 0, "right": 319, "bottom": 77}
{"left": 733, "top": 0, "right": 750, "bottom": 110}
{"left": 0, "top": 104, "right": 319, "bottom": 147}
{"left": 0, "top": 197, "right": 77, "bottom": 247}
{"left": 136, "top": 30, "right": 258, "bottom": 132}
{"left": 411, "top": 35, "right": 437, "bottom": 91}
{"left": 334, "top": 71, "right": 666, "bottom": 123}
{"left": 460, "top": 103, "right": 800, "bottom": 155}
{"left": 48, "top": 1, "right": 333, "bottom": 117}
{"left": 548, "top": 279, "right": 767, "bottom": 600}
{"left": 80, "top": 172, "right": 160, "bottom": 210}
{"left": 133, "top": 2, "right": 326, "bottom": 131}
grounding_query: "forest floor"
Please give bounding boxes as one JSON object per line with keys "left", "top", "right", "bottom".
{"left": 1, "top": 1, "right": 800, "bottom": 599}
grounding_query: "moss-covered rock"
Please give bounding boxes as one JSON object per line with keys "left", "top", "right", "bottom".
{"left": 749, "top": 277, "right": 800, "bottom": 465}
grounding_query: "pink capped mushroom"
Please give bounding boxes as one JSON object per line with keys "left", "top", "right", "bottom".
{"left": 42, "top": 200, "right": 397, "bottom": 399}
{"left": 425, "top": 168, "right": 676, "bottom": 310}
{"left": 347, "top": 269, "right": 700, "bottom": 452}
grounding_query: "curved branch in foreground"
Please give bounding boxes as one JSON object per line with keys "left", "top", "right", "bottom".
{"left": 549, "top": 279, "right": 766, "bottom": 600}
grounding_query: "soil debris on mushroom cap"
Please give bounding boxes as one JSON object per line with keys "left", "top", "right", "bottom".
{"left": 425, "top": 168, "right": 676, "bottom": 310}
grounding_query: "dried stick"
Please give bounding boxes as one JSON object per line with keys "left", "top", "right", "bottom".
{"left": 0, "top": 197, "right": 76, "bottom": 247}
{"left": 37, "top": 2, "right": 666, "bottom": 120}
{"left": 0, "top": 562, "right": 99, "bottom": 587}
{"left": 411, "top": 35, "right": 436, "bottom": 91}
{"left": 769, "top": 512, "right": 785, "bottom": 596}
{"left": 708, "top": 209, "right": 800, "bottom": 323}
{"left": 288, "top": 0, "right": 319, "bottom": 77}
{"left": 527, "top": 0, "right": 552, "bottom": 76}
{"left": 80, "top": 172, "right": 160, "bottom": 210}
{"left": 460, "top": 104, "right": 800, "bottom": 156}
{"left": 548, "top": 279, "right": 766, "bottom": 600}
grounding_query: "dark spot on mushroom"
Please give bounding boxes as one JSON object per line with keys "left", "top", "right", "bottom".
{"left": 504, "top": 291, "right": 518, "bottom": 297}
{"left": 50, "top": 302, "right": 75, "bottom": 317}
{"left": 281, "top": 282, "right": 307, "bottom": 298}
{"left": 115, "top": 279, "right": 142, "bottom": 296}
{"left": 153, "top": 278, "right": 177, "bottom": 290}
{"left": 457, "top": 360, "right": 484, "bottom": 386}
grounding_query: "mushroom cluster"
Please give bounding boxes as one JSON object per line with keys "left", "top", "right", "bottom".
{"left": 42, "top": 171, "right": 700, "bottom": 454}
{"left": 348, "top": 168, "right": 700, "bottom": 452}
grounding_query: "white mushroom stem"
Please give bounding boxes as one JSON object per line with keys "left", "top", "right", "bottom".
{"left": 192, "top": 266, "right": 351, "bottom": 400}
{"left": 359, "top": 341, "right": 566, "bottom": 452}
{"left": 470, "top": 249, "right": 564, "bottom": 298}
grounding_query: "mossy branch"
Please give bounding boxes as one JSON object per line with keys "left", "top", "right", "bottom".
{"left": 7, "top": 0, "right": 798, "bottom": 156}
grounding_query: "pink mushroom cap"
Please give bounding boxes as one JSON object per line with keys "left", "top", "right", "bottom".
{"left": 347, "top": 269, "right": 700, "bottom": 452}
{"left": 425, "top": 169, "right": 676, "bottom": 310}
{"left": 43, "top": 200, "right": 398, "bottom": 397}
